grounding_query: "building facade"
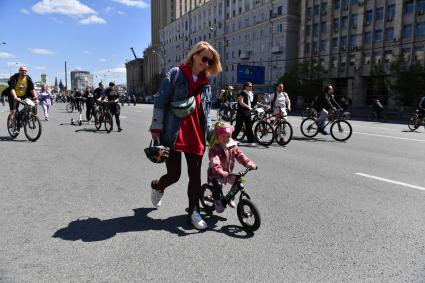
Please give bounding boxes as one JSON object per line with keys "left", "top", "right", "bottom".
{"left": 300, "top": 0, "right": 425, "bottom": 106}
{"left": 159, "top": 0, "right": 300, "bottom": 93}
{"left": 70, "top": 70, "right": 93, "bottom": 91}
{"left": 126, "top": 58, "right": 144, "bottom": 97}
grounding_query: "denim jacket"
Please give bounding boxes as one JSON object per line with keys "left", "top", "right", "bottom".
{"left": 150, "top": 67, "right": 212, "bottom": 149}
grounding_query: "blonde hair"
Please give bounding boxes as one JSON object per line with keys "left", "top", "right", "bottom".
{"left": 184, "top": 41, "right": 222, "bottom": 77}
{"left": 207, "top": 120, "right": 231, "bottom": 146}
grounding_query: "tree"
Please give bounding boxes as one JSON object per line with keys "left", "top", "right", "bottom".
{"left": 369, "top": 62, "right": 389, "bottom": 103}
{"left": 389, "top": 56, "right": 425, "bottom": 106}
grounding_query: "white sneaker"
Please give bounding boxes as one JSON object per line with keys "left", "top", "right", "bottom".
{"left": 191, "top": 210, "right": 207, "bottom": 230}
{"left": 151, "top": 189, "right": 163, "bottom": 208}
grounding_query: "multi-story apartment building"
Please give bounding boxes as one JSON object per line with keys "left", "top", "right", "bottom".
{"left": 126, "top": 58, "right": 144, "bottom": 97}
{"left": 159, "top": 0, "right": 300, "bottom": 93}
{"left": 70, "top": 70, "right": 93, "bottom": 91}
{"left": 300, "top": 0, "right": 425, "bottom": 107}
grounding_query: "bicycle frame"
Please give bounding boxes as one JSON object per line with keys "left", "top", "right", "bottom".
{"left": 223, "top": 168, "right": 252, "bottom": 204}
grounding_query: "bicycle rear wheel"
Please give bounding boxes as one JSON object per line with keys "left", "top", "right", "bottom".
{"left": 104, "top": 112, "right": 113, "bottom": 133}
{"left": 66, "top": 103, "right": 74, "bottom": 113}
{"left": 254, "top": 120, "right": 274, "bottom": 146}
{"left": 7, "top": 114, "right": 19, "bottom": 139}
{"left": 237, "top": 199, "right": 261, "bottom": 232}
{"left": 330, "top": 120, "right": 352, "bottom": 141}
{"left": 300, "top": 118, "right": 318, "bottom": 138}
{"left": 407, "top": 114, "right": 420, "bottom": 131}
{"left": 24, "top": 114, "right": 42, "bottom": 142}
{"left": 274, "top": 121, "right": 293, "bottom": 146}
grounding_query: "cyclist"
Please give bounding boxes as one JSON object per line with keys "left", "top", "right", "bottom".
{"left": 267, "top": 83, "right": 291, "bottom": 117}
{"left": 6, "top": 66, "right": 38, "bottom": 132}
{"left": 84, "top": 86, "right": 96, "bottom": 123}
{"left": 371, "top": 98, "right": 384, "bottom": 120}
{"left": 105, "top": 82, "right": 123, "bottom": 132}
{"left": 313, "top": 84, "right": 337, "bottom": 135}
{"left": 232, "top": 82, "right": 256, "bottom": 145}
{"left": 418, "top": 95, "right": 425, "bottom": 119}
{"left": 93, "top": 82, "right": 105, "bottom": 100}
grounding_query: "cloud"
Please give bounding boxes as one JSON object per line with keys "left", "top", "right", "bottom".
{"left": 111, "top": 0, "right": 149, "bottom": 9}
{"left": 32, "top": 0, "right": 96, "bottom": 16}
{"left": 117, "top": 11, "right": 125, "bottom": 15}
{"left": 83, "top": 50, "right": 91, "bottom": 55}
{"left": 0, "top": 52, "right": 17, "bottom": 58}
{"left": 7, "top": 62, "right": 21, "bottom": 67}
{"left": 20, "top": 9, "right": 30, "bottom": 14}
{"left": 110, "top": 67, "right": 126, "bottom": 73}
{"left": 29, "top": 48, "right": 58, "bottom": 55}
{"left": 105, "top": 6, "right": 114, "bottom": 12}
{"left": 36, "top": 66, "right": 46, "bottom": 70}
{"left": 99, "top": 58, "right": 106, "bottom": 62}
{"left": 79, "top": 15, "right": 106, "bottom": 25}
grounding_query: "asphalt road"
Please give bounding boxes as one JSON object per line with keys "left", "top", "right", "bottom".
{"left": 1, "top": 103, "right": 425, "bottom": 282}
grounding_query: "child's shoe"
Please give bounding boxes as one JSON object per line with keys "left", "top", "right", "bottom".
{"left": 214, "top": 200, "right": 224, "bottom": 213}
{"left": 228, "top": 199, "right": 236, "bottom": 208}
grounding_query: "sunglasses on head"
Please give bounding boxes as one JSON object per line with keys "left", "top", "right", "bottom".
{"left": 201, "top": 56, "right": 214, "bottom": 65}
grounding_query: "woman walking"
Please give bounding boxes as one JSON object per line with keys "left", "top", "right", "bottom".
{"left": 232, "top": 82, "right": 256, "bottom": 145}
{"left": 38, "top": 84, "right": 52, "bottom": 121}
{"left": 149, "top": 41, "right": 222, "bottom": 230}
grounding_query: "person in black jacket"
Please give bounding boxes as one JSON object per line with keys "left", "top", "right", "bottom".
{"left": 232, "top": 82, "right": 256, "bottom": 145}
{"left": 6, "top": 66, "right": 38, "bottom": 131}
{"left": 313, "top": 84, "right": 337, "bottom": 135}
{"left": 83, "top": 86, "right": 96, "bottom": 123}
{"left": 105, "top": 82, "right": 122, "bottom": 132}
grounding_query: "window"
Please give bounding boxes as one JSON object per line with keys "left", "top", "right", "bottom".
{"left": 387, "top": 4, "right": 395, "bottom": 18}
{"left": 305, "top": 43, "right": 311, "bottom": 53}
{"left": 306, "top": 25, "right": 311, "bottom": 35}
{"left": 384, "top": 50, "right": 393, "bottom": 62}
{"left": 375, "top": 30, "right": 383, "bottom": 43}
{"left": 313, "top": 23, "right": 319, "bottom": 36}
{"left": 364, "top": 32, "right": 372, "bottom": 44}
{"left": 341, "top": 16, "right": 348, "bottom": 29}
{"left": 320, "top": 40, "right": 326, "bottom": 51}
{"left": 405, "top": 2, "right": 414, "bottom": 14}
{"left": 351, "top": 14, "right": 358, "bottom": 27}
{"left": 365, "top": 10, "right": 373, "bottom": 24}
{"left": 340, "top": 36, "right": 347, "bottom": 48}
{"left": 333, "top": 18, "right": 340, "bottom": 32}
{"left": 364, "top": 52, "right": 371, "bottom": 64}
{"left": 419, "top": 0, "right": 425, "bottom": 10}
{"left": 350, "top": 34, "right": 357, "bottom": 47}
{"left": 321, "top": 21, "right": 327, "bottom": 33}
{"left": 307, "top": 7, "right": 312, "bottom": 17}
{"left": 314, "top": 4, "right": 320, "bottom": 15}
{"left": 332, "top": 37, "right": 339, "bottom": 48}
{"left": 351, "top": 0, "right": 358, "bottom": 4}
{"left": 277, "top": 6, "right": 282, "bottom": 15}
{"left": 312, "top": 42, "right": 318, "bottom": 54}
{"left": 403, "top": 24, "right": 413, "bottom": 39}
{"left": 402, "top": 48, "right": 411, "bottom": 61}
{"left": 385, "top": 27, "right": 394, "bottom": 41}
{"left": 278, "top": 24, "right": 283, "bottom": 33}
{"left": 376, "top": 7, "right": 384, "bottom": 21}
{"left": 321, "top": 2, "right": 328, "bottom": 14}
{"left": 335, "top": 0, "right": 340, "bottom": 10}
{"left": 415, "top": 46, "right": 424, "bottom": 61}
{"left": 418, "top": 22, "right": 425, "bottom": 37}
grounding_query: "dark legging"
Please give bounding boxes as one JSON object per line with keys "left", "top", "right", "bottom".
{"left": 86, "top": 102, "right": 96, "bottom": 121}
{"left": 156, "top": 151, "right": 203, "bottom": 213}
{"left": 232, "top": 113, "right": 254, "bottom": 142}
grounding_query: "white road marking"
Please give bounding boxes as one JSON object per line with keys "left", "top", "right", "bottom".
{"left": 355, "top": 131, "right": 425, "bottom": 142}
{"left": 355, "top": 173, "right": 425, "bottom": 191}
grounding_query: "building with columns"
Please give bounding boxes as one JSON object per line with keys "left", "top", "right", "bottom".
{"left": 126, "top": 58, "right": 144, "bottom": 97}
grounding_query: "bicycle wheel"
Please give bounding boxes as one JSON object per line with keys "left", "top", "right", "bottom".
{"left": 274, "top": 121, "right": 293, "bottom": 146}
{"left": 330, "top": 120, "right": 352, "bottom": 142}
{"left": 254, "top": 120, "right": 274, "bottom": 146}
{"left": 237, "top": 199, "right": 261, "bottom": 232}
{"left": 407, "top": 114, "right": 419, "bottom": 131}
{"left": 66, "top": 103, "right": 74, "bottom": 113}
{"left": 7, "top": 114, "right": 19, "bottom": 139}
{"left": 94, "top": 111, "right": 102, "bottom": 130}
{"left": 230, "top": 118, "right": 246, "bottom": 141}
{"left": 300, "top": 118, "right": 318, "bottom": 138}
{"left": 24, "top": 114, "right": 42, "bottom": 142}
{"left": 104, "top": 112, "right": 113, "bottom": 133}
{"left": 200, "top": 184, "right": 215, "bottom": 213}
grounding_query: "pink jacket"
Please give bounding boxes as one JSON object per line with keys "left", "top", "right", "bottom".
{"left": 208, "top": 140, "right": 254, "bottom": 184}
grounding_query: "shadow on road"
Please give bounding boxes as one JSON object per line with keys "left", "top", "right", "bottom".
{"left": 53, "top": 208, "right": 255, "bottom": 241}
{"left": 0, "top": 136, "right": 28, "bottom": 142}
{"left": 75, "top": 128, "right": 103, "bottom": 133}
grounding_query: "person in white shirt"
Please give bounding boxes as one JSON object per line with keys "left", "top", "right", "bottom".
{"left": 267, "top": 83, "right": 291, "bottom": 119}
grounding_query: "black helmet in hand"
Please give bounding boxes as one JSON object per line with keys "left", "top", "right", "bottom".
{"left": 144, "top": 143, "right": 170, "bottom": 163}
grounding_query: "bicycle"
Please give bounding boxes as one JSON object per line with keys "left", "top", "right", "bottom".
{"left": 7, "top": 98, "right": 42, "bottom": 142}
{"left": 407, "top": 109, "right": 425, "bottom": 131}
{"left": 300, "top": 109, "right": 352, "bottom": 141}
{"left": 94, "top": 100, "right": 114, "bottom": 133}
{"left": 367, "top": 106, "right": 387, "bottom": 122}
{"left": 200, "top": 167, "right": 261, "bottom": 232}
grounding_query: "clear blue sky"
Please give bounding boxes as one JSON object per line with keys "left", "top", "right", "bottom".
{"left": 0, "top": 0, "right": 151, "bottom": 86}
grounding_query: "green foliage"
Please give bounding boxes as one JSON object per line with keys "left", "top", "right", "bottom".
{"left": 0, "top": 84, "right": 7, "bottom": 93}
{"left": 277, "top": 60, "right": 326, "bottom": 105}
{"left": 369, "top": 62, "right": 388, "bottom": 101}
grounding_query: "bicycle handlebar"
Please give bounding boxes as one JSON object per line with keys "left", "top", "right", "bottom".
{"left": 229, "top": 166, "right": 258, "bottom": 178}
